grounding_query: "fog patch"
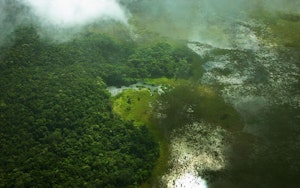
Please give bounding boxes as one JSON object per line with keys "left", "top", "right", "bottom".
{"left": 23, "top": 0, "right": 128, "bottom": 28}
{"left": 0, "top": 0, "right": 129, "bottom": 45}
{"left": 0, "top": 0, "right": 32, "bottom": 46}
{"left": 129, "top": 0, "right": 299, "bottom": 48}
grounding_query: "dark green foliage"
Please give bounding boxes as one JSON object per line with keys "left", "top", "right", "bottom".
{"left": 1, "top": 26, "right": 196, "bottom": 86}
{"left": 0, "top": 26, "right": 160, "bottom": 187}
{"left": 126, "top": 42, "right": 193, "bottom": 80}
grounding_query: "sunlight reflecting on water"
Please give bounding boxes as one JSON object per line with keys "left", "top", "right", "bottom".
{"left": 174, "top": 173, "right": 207, "bottom": 188}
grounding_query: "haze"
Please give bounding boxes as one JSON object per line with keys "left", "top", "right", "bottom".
{"left": 24, "top": 0, "right": 128, "bottom": 27}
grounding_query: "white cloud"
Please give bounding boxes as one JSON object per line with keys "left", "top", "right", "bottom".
{"left": 23, "top": 0, "right": 128, "bottom": 27}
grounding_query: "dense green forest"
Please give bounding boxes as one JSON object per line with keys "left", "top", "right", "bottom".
{"left": 0, "top": 24, "right": 202, "bottom": 187}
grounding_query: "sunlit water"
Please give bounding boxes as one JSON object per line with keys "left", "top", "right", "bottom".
{"left": 160, "top": 122, "right": 230, "bottom": 188}
{"left": 107, "top": 82, "right": 164, "bottom": 96}
{"left": 173, "top": 173, "right": 207, "bottom": 188}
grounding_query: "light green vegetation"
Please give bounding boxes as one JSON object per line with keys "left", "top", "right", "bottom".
{"left": 144, "top": 77, "right": 178, "bottom": 86}
{"left": 112, "top": 89, "right": 155, "bottom": 126}
{"left": 269, "top": 14, "right": 300, "bottom": 48}
{"left": 249, "top": 9, "right": 300, "bottom": 48}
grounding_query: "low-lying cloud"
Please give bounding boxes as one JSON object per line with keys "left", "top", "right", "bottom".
{"left": 127, "top": 0, "right": 299, "bottom": 48}
{"left": 24, "top": 0, "right": 128, "bottom": 27}
{"left": 1, "top": 0, "right": 299, "bottom": 46}
{"left": 0, "top": 0, "right": 129, "bottom": 45}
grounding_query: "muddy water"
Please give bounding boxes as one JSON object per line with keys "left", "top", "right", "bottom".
{"left": 107, "top": 82, "right": 164, "bottom": 97}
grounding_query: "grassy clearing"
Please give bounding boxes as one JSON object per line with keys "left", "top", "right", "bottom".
{"left": 112, "top": 88, "right": 155, "bottom": 126}
{"left": 144, "top": 77, "right": 177, "bottom": 86}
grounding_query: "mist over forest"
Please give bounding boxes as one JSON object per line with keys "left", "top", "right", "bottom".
{"left": 0, "top": 0, "right": 299, "bottom": 187}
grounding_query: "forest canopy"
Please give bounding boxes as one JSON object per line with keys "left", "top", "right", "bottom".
{"left": 0, "top": 24, "right": 202, "bottom": 187}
